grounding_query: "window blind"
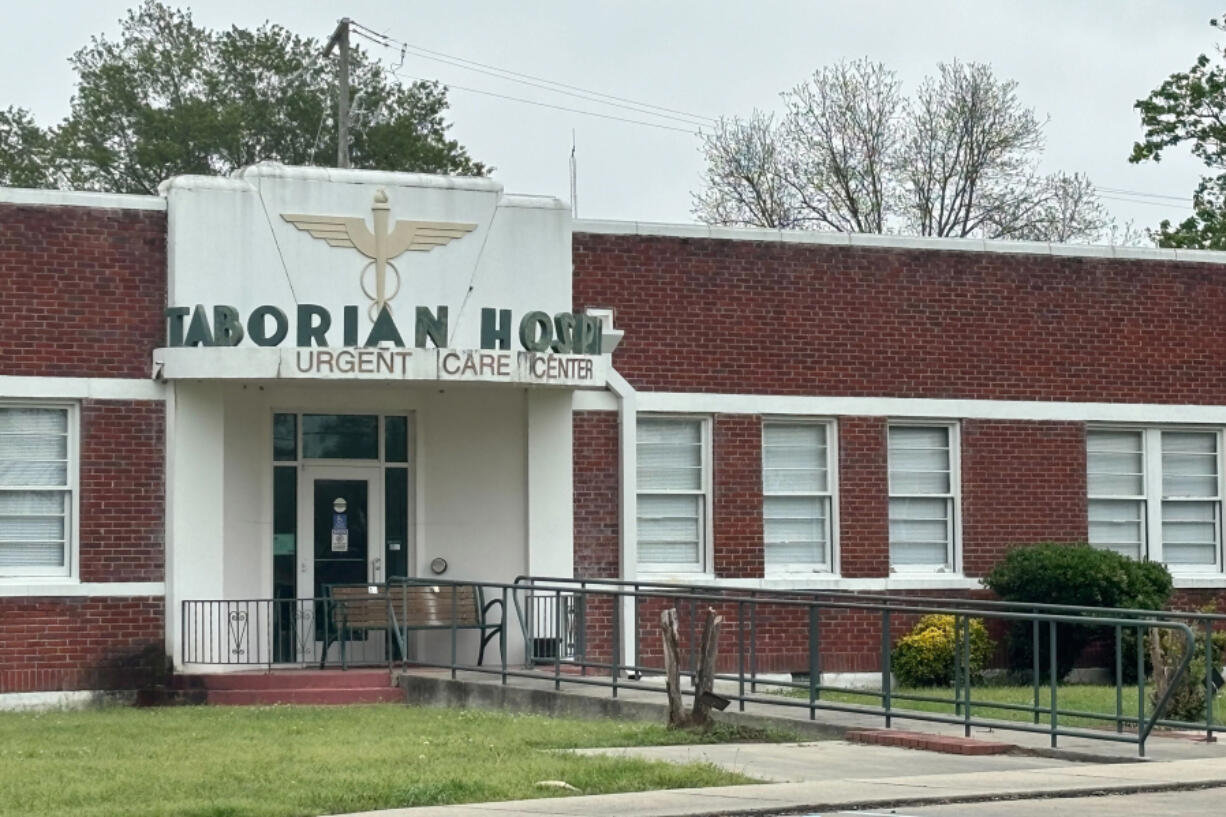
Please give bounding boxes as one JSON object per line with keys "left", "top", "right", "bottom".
{"left": 888, "top": 425, "right": 953, "bottom": 568}
{"left": 763, "top": 423, "right": 830, "bottom": 568}
{"left": 1087, "top": 429, "right": 1145, "bottom": 560}
{"left": 1161, "top": 431, "right": 1220, "bottom": 566}
{"left": 0, "top": 407, "right": 70, "bottom": 572}
{"left": 637, "top": 418, "right": 704, "bottom": 568}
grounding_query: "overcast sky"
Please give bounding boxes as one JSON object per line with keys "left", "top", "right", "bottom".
{"left": 4, "top": 1, "right": 1222, "bottom": 234}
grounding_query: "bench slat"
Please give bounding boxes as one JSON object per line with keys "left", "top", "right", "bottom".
{"left": 328, "top": 584, "right": 484, "bottom": 629}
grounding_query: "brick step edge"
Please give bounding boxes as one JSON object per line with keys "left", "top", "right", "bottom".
{"left": 845, "top": 729, "right": 1013, "bottom": 755}
{"left": 206, "top": 687, "right": 405, "bottom": 706}
{"left": 175, "top": 670, "right": 394, "bottom": 691}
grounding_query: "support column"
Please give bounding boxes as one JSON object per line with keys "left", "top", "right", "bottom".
{"left": 525, "top": 389, "right": 575, "bottom": 578}
{"left": 165, "top": 382, "right": 226, "bottom": 669}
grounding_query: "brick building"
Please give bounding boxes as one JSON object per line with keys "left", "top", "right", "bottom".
{"left": 2, "top": 164, "right": 1225, "bottom": 702}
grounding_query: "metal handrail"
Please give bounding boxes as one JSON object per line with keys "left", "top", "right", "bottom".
{"left": 181, "top": 577, "right": 1209, "bottom": 757}
{"left": 437, "top": 576, "right": 1196, "bottom": 756}
{"left": 514, "top": 573, "right": 1223, "bottom": 741}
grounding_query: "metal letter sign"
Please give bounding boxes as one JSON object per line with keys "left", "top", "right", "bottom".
{"left": 331, "top": 506, "right": 349, "bottom": 553}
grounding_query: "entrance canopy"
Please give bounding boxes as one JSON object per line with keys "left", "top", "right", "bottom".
{"left": 155, "top": 346, "right": 610, "bottom": 388}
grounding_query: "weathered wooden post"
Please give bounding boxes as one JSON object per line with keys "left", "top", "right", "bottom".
{"left": 661, "top": 606, "right": 723, "bottom": 728}
{"left": 690, "top": 606, "right": 723, "bottom": 727}
{"left": 660, "top": 608, "right": 686, "bottom": 726}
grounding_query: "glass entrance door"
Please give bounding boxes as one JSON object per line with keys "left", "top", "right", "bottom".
{"left": 311, "top": 479, "right": 370, "bottom": 596}
{"left": 297, "top": 466, "right": 384, "bottom": 662}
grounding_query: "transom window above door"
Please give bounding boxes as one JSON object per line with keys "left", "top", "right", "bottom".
{"left": 274, "top": 413, "right": 408, "bottom": 462}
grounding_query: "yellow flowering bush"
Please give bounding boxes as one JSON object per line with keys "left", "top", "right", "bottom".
{"left": 890, "top": 614, "right": 993, "bottom": 687}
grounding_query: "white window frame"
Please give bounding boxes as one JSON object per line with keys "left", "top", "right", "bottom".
{"left": 0, "top": 402, "right": 80, "bottom": 580}
{"left": 635, "top": 415, "right": 712, "bottom": 574}
{"left": 887, "top": 421, "right": 961, "bottom": 574}
{"left": 761, "top": 418, "right": 838, "bottom": 574}
{"left": 1087, "top": 426, "right": 1224, "bottom": 574}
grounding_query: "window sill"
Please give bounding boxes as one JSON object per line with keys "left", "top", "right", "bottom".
{"left": 0, "top": 581, "right": 165, "bottom": 598}
{"left": 628, "top": 574, "right": 985, "bottom": 592}
{"left": 1169, "top": 575, "right": 1226, "bottom": 590}
{"left": 633, "top": 570, "right": 712, "bottom": 584}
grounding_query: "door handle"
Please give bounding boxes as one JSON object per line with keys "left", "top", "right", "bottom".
{"left": 373, "top": 557, "right": 382, "bottom": 581}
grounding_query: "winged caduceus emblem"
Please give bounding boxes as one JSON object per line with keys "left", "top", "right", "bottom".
{"left": 282, "top": 189, "right": 477, "bottom": 319}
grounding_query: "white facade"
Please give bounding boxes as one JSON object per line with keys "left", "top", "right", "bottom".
{"left": 159, "top": 164, "right": 594, "bottom": 669}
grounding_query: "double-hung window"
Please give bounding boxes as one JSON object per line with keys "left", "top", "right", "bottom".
{"left": 0, "top": 405, "right": 76, "bottom": 578}
{"left": 762, "top": 421, "right": 834, "bottom": 572}
{"left": 636, "top": 417, "right": 708, "bottom": 572}
{"left": 1087, "top": 428, "right": 1223, "bottom": 572}
{"left": 888, "top": 424, "right": 958, "bottom": 571}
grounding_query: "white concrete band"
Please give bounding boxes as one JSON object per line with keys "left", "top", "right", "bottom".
{"left": 0, "top": 376, "right": 167, "bottom": 401}
{"left": 0, "top": 581, "right": 165, "bottom": 597}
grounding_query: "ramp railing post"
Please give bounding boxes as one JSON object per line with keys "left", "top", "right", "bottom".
{"left": 882, "top": 607, "right": 892, "bottom": 729}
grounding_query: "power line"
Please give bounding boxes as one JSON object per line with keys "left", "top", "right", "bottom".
{"left": 1095, "top": 186, "right": 1190, "bottom": 203}
{"left": 392, "top": 70, "right": 701, "bottom": 134}
{"left": 352, "top": 28, "right": 710, "bottom": 128}
{"left": 349, "top": 17, "right": 1204, "bottom": 210}
{"left": 350, "top": 19, "right": 716, "bottom": 127}
{"left": 1097, "top": 193, "right": 1192, "bottom": 210}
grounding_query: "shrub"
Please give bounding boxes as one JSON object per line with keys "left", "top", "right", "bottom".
{"left": 983, "top": 543, "right": 1173, "bottom": 681}
{"left": 1123, "top": 611, "right": 1226, "bottom": 684}
{"left": 1147, "top": 623, "right": 1225, "bottom": 724}
{"left": 891, "top": 614, "right": 993, "bottom": 687}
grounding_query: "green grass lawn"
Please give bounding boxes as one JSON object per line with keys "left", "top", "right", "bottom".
{"left": 776, "top": 683, "right": 1226, "bottom": 730}
{"left": 0, "top": 705, "right": 780, "bottom": 817}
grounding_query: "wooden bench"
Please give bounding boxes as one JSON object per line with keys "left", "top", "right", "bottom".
{"left": 321, "top": 582, "right": 503, "bottom": 669}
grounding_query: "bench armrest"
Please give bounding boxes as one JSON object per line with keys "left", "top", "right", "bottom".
{"left": 482, "top": 596, "right": 504, "bottom": 621}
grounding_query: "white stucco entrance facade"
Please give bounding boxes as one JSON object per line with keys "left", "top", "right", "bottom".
{"left": 156, "top": 164, "right": 610, "bottom": 670}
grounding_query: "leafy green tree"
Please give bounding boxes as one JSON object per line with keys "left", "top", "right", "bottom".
{"left": 2, "top": 1, "right": 486, "bottom": 194}
{"left": 1130, "top": 14, "right": 1226, "bottom": 248}
{"left": 0, "top": 107, "right": 56, "bottom": 188}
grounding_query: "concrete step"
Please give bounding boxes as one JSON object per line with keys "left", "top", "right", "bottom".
{"left": 206, "top": 687, "right": 404, "bottom": 706}
{"left": 845, "top": 728, "right": 1013, "bottom": 755}
{"left": 177, "top": 668, "right": 393, "bottom": 691}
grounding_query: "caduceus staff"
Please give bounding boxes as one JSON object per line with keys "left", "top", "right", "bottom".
{"left": 282, "top": 189, "right": 477, "bottom": 320}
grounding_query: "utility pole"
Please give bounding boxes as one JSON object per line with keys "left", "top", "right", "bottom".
{"left": 324, "top": 18, "right": 351, "bottom": 169}
{"left": 569, "top": 130, "right": 578, "bottom": 219}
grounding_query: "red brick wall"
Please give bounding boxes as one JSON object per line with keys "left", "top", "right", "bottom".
{"left": 713, "top": 415, "right": 763, "bottom": 578}
{"left": 618, "top": 591, "right": 976, "bottom": 674}
{"left": 1171, "top": 589, "right": 1226, "bottom": 615}
{"left": 0, "top": 203, "right": 165, "bottom": 379}
{"left": 79, "top": 400, "right": 165, "bottom": 582}
{"left": 960, "top": 421, "right": 1087, "bottom": 576}
{"left": 0, "top": 597, "right": 165, "bottom": 692}
{"left": 838, "top": 418, "right": 890, "bottom": 578}
{"left": 573, "top": 233, "right": 1226, "bottom": 403}
{"left": 574, "top": 411, "right": 619, "bottom": 579}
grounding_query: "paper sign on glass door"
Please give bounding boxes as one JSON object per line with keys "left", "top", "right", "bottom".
{"left": 331, "top": 511, "right": 349, "bottom": 553}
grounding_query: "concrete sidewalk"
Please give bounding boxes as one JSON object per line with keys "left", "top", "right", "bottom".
{"left": 568, "top": 740, "right": 1072, "bottom": 782}
{"left": 329, "top": 750, "right": 1226, "bottom": 817}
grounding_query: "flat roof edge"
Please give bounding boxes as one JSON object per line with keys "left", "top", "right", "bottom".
{"left": 0, "top": 187, "right": 165, "bottom": 212}
{"left": 572, "top": 219, "right": 1226, "bottom": 266}
{"left": 230, "top": 162, "right": 504, "bottom": 194}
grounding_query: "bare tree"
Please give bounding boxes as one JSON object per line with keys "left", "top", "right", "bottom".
{"left": 981, "top": 172, "right": 1109, "bottom": 243}
{"left": 901, "top": 61, "right": 1048, "bottom": 238}
{"left": 693, "top": 59, "right": 1110, "bottom": 243}
{"left": 780, "top": 59, "right": 902, "bottom": 232}
{"left": 692, "top": 112, "right": 799, "bottom": 228}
